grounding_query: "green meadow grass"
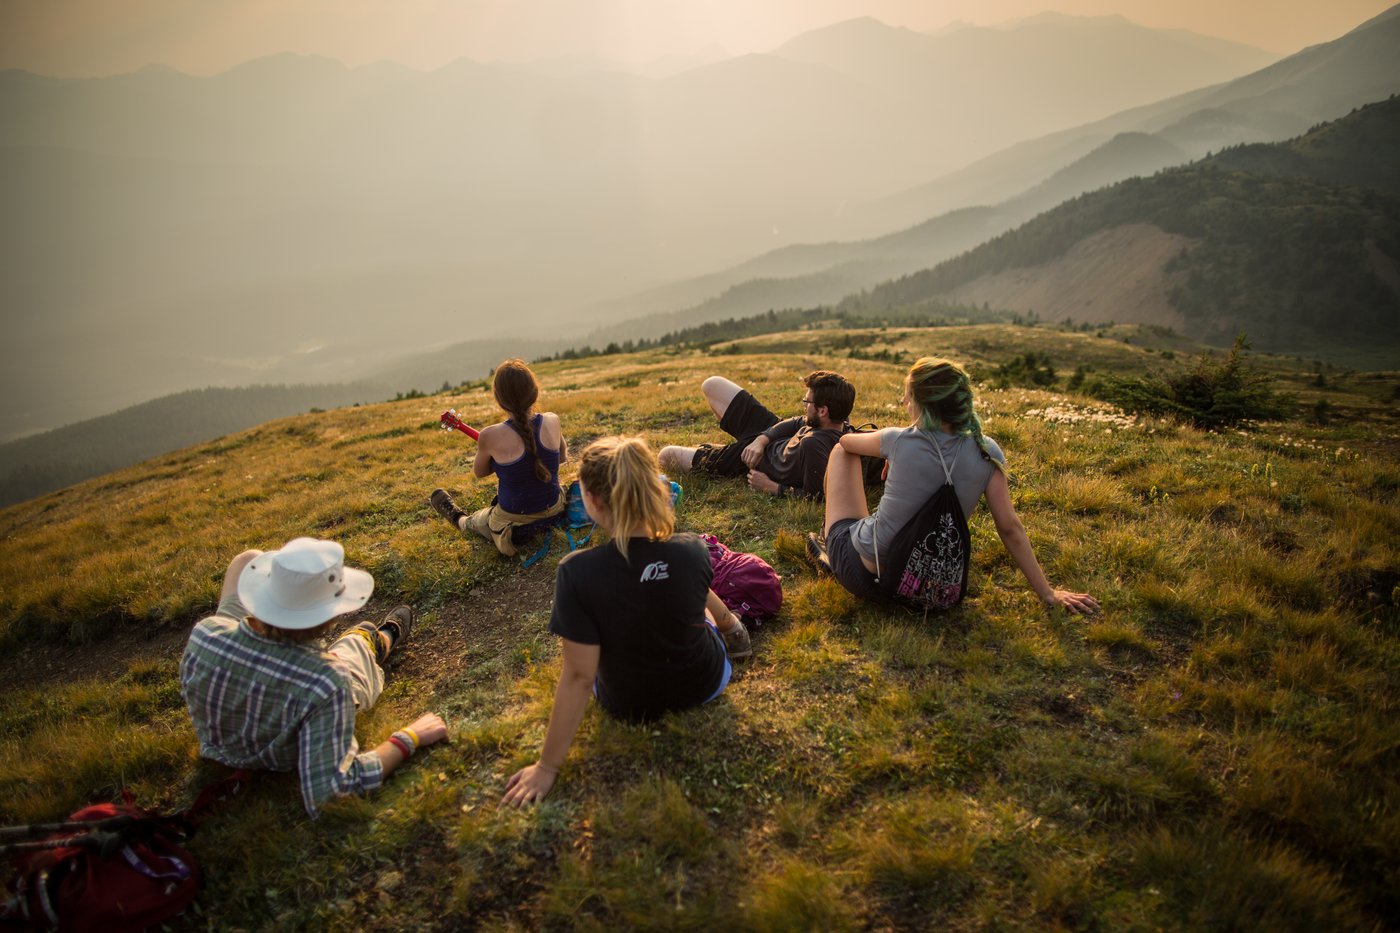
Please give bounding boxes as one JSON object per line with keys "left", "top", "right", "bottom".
{"left": 0, "top": 324, "right": 1397, "bottom": 930}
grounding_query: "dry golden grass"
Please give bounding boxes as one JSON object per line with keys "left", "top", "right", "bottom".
{"left": 1, "top": 325, "right": 1397, "bottom": 929}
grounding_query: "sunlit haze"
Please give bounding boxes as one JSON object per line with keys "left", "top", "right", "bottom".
{"left": 1, "top": 0, "right": 1394, "bottom": 76}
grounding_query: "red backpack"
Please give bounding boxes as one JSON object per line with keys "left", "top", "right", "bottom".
{"left": 701, "top": 534, "right": 783, "bottom": 625}
{"left": 2, "top": 772, "right": 249, "bottom": 932}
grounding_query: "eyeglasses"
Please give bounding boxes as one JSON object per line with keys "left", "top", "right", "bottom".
{"left": 800, "top": 397, "right": 815, "bottom": 406}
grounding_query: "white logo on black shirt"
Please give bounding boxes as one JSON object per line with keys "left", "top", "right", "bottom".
{"left": 639, "top": 561, "right": 670, "bottom": 582}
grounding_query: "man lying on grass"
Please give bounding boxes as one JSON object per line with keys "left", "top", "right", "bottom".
{"left": 502, "top": 437, "right": 753, "bottom": 807}
{"left": 659, "top": 370, "right": 856, "bottom": 499}
{"left": 180, "top": 537, "right": 448, "bottom": 817}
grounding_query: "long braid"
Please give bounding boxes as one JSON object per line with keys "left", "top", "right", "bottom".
{"left": 492, "top": 359, "right": 551, "bottom": 483}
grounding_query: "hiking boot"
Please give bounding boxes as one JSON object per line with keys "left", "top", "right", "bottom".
{"left": 806, "top": 532, "right": 832, "bottom": 576}
{"left": 376, "top": 606, "right": 414, "bottom": 663}
{"left": 721, "top": 618, "right": 752, "bottom": 661}
{"left": 430, "top": 489, "right": 467, "bottom": 531}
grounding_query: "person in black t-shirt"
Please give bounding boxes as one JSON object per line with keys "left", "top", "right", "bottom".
{"left": 502, "top": 436, "right": 754, "bottom": 808}
{"left": 658, "top": 371, "right": 856, "bottom": 499}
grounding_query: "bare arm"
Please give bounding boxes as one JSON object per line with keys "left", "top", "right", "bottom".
{"left": 373, "top": 713, "right": 449, "bottom": 776}
{"left": 502, "top": 639, "right": 600, "bottom": 806}
{"left": 471, "top": 425, "right": 499, "bottom": 478}
{"left": 541, "top": 412, "right": 568, "bottom": 463}
{"left": 838, "top": 431, "right": 883, "bottom": 457}
{"left": 705, "top": 588, "right": 741, "bottom": 633}
{"left": 984, "top": 471, "right": 1099, "bottom": 614}
{"left": 741, "top": 433, "right": 771, "bottom": 468}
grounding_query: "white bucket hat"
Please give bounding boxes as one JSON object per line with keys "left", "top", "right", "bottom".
{"left": 237, "top": 537, "right": 373, "bottom": 630}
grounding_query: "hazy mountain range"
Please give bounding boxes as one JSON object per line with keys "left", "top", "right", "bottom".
{"left": 578, "top": 5, "right": 1400, "bottom": 343}
{"left": 5, "top": 7, "right": 1400, "bottom": 508}
{"left": 1, "top": 12, "right": 1278, "bottom": 441}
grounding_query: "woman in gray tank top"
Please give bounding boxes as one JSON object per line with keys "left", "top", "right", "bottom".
{"left": 818, "top": 357, "right": 1099, "bottom": 614}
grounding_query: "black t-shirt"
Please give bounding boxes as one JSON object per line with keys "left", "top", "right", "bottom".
{"left": 761, "top": 415, "right": 847, "bottom": 497}
{"left": 549, "top": 533, "right": 726, "bottom": 722}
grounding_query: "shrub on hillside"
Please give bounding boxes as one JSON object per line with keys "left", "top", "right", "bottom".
{"left": 1095, "top": 335, "right": 1293, "bottom": 428}
{"left": 993, "top": 351, "right": 1056, "bottom": 388}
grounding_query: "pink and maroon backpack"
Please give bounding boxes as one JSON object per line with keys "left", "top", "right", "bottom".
{"left": 701, "top": 534, "right": 783, "bottom": 625}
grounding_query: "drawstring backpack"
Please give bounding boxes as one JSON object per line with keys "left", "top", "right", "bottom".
{"left": 873, "top": 435, "right": 971, "bottom": 613}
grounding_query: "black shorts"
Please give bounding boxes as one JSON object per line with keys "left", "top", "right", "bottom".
{"left": 827, "top": 517, "right": 884, "bottom": 601}
{"left": 692, "top": 390, "right": 781, "bottom": 478}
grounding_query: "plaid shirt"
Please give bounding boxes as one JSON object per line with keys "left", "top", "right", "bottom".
{"left": 179, "top": 595, "right": 384, "bottom": 817}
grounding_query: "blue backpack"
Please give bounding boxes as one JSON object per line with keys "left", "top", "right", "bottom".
{"left": 560, "top": 477, "right": 682, "bottom": 552}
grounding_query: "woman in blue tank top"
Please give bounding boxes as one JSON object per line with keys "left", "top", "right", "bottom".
{"left": 430, "top": 359, "right": 566, "bottom": 547}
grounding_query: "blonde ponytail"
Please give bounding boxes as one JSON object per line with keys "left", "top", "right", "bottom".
{"left": 578, "top": 436, "right": 674, "bottom": 561}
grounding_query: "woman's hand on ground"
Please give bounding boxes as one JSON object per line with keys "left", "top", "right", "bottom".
{"left": 1048, "top": 589, "right": 1100, "bottom": 615}
{"left": 502, "top": 763, "right": 557, "bottom": 807}
{"left": 407, "top": 713, "right": 448, "bottom": 746}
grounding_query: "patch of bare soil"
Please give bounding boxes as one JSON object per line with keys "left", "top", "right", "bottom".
{"left": 0, "top": 621, "right": 192, "bottom": 694}
{"left": 943, "top": 222, "right": 1194, "bottom": 328}
{"left": 387, "top": 570, "right": 557, "bottom": 695}
{"left": 0, "top": 569, "right": 557, "bottom": 698}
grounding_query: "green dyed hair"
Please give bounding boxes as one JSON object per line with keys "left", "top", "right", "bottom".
{"left": 906, "top": 357, "right": 1003, "bottom": 471}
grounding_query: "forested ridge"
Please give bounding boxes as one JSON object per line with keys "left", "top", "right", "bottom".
{"left": 843, "top": 96, "right": 1400, "bottom": 352}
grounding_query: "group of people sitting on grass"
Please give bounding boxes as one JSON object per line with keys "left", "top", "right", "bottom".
{"left": 181, "top": 356, "right": 1098, "bottom": 816}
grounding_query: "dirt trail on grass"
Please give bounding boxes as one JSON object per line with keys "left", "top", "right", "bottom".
{"left": 0, "top": 571, "right": 557, "bottom": 696}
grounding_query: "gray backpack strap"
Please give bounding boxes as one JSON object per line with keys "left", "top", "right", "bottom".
{"left": 933, "top": 435, "right": 956, "bottom": 486}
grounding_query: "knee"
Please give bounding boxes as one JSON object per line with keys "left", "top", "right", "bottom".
{"left": 700, "top": 375, "right": 728, "bottom": 397}
{"left": 827, "top": 444, "right": 853, "bottom": 465}
{"left": 228, "top": 549, "right": 263, "bottom": 572}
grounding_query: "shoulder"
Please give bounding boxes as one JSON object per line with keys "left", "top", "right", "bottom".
{"left": 668, "top": 532, "right": 707, "bottom": 555}
{"left": 665, "top": 534, "right": 713, "bottom": 570}
{"left": 557, "top": 546, "right": 606, "bottom": 578}
{"left": 979, "top": 435, "right": 1006, "bottom": 465}
{"left": 189, "top": 613, "right": 239, "bottom": 644}
{"left": 799, "top": 425, "right": 842, "bottom": 445}
{"left": 479, "top": 422, "right": 512, "bottom": 440}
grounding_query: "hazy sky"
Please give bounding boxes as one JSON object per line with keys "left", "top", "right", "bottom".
{"left": 2, "top": 0, "right": 1395, "bottom": 77}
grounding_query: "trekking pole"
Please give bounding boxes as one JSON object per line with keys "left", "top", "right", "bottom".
{"left": 0, "top": 831, "right": 128, "bottom": 858}
{"left": 0, "top": 815, "right": 138, "bottom": 840}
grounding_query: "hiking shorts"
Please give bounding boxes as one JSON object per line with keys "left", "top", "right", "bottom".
{"left": 692, "top": 390, "right": 781, "bottom": 477}
{"left": 827, "top": 518, "right": 884, "bottom": 602}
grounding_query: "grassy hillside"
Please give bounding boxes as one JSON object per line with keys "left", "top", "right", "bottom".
{"left": 0, "top": 383, "right": 381, "bottom": 508}
{"left": 844, "top": 98, "right": 1400, "bottom": 358}
{"left": 1, "top": 325, "right": 1397, "bottom": 929}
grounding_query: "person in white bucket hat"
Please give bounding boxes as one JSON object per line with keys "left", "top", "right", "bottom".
{"left": 180, "top": 538, "right": 447, "bottom": 817}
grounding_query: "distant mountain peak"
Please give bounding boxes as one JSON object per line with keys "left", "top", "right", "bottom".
{"left": 772, "top": 15, "right": 919, "bottom": 52}
{"left": 214, "top": 51, "right": 349, "bottom": 80}
{"left": 1000, "top": 11, "right": 1133, "bottom": 28}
